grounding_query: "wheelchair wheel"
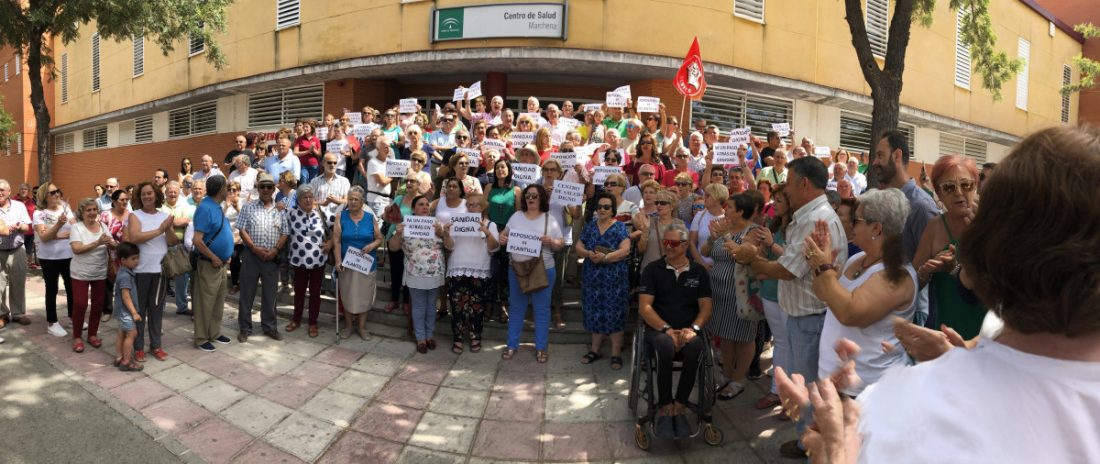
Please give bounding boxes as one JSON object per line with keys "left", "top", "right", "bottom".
{"left": 702, "top": 422, "right": 724, "bottom": 446}
{"left": 627, "top": 325, "right": 646, "bottom": 413}
{"left": 634, "top": 423, "right": 651, "bottom": 450}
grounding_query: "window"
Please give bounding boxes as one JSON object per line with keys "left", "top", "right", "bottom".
{"left": 692, "top": 85, "right": 793, "bottom": 140}
{"left": 13, "top": 133, "right": 21, "bottom": 155}
{"left": 189, "top": 24, "right": 205, "bottom": 56}
{"left": 170, "top": 101, "right": 218, "bottom": 138}
{"left": 14, "top": 53, "right": 19, "bottom": 75}
{"left": 3, "top": 63, "right": 7, "bottom": 82}
{"left": 1016, "top": 38, "right": 1029, "bottom": 111}
{"left": 954, "top": 9, "right": 971, "bottom": 90}
{"left": 866, "top": 0, "right": 889, "bottom": 58}
{"left": 838, "top": 111, "right": 914, "bottom": 154}
{"left": 54, "top": 133, "right": 75, "bottom": 154}
{"left": 1062, "top": 64, "right": 1072, "bottom": 124}
{"left": 939, "top": 133, "right": 987, "bottom": 163}
{"left": 734, "top": 0, "right": 765, "bottom": 22}
{"left": 133, "top": 35, "right": 144, "bottom": 77}
{"left": 83, "top": 126, "right": 108, "bottom": 150}
{"left": 91, "top": 32, "right": 101, "bottom": 92}
{"left": 276, "top": 0, "right": 301, "bottom": 30}
{"left": 247, "top": 84, "right": 324, "bottom": 128}
{"left": 135, "top": 116, "right": 153, "bottom": 143}
{"left": 60, "top": 53, "right": 68, "bottom": 103}
{"left": 119, "top": 120, "right": 136, "bottom": 146}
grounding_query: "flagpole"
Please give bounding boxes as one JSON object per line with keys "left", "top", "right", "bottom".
{"left": 679, "top": 95, "right": 687, "bottom": 139}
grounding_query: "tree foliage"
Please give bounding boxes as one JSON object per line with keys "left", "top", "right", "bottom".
{"left": 0, "top": 96, "right": 14, "bottom": 149}
{"left": 949, "top": 0, "right": 1023, "bottom": 101}
{"left": 1063, "top": 23, "right": 1099, "bottom": 95}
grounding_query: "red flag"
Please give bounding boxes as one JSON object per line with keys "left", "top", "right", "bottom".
{"left": 674, "top": 37, "right": 707, "bottom": 100}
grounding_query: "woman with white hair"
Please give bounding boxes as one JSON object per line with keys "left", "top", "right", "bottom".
{"left": 802, "top": 188, "right": 917, "bottom": 395}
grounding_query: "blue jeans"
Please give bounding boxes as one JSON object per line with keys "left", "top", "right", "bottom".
{"left": 409, "top": 287, "right": 440, "bottom": 342}
{"left": 507, "top": 266, "right": 555, "bottom": 350}
{"left": 787, "top": 312, "right": 825, "bottom": 448}
{"left": 300, "top": 165, "right": 318, "bottom": 185}
{"left": 173, "top": 272, "right": 190, "bottom": 314}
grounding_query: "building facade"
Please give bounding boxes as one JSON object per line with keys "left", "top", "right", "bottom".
{"left": 10, "top": 0, "right": 1085, "bottom": 193}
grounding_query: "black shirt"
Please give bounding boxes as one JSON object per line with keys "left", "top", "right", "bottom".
{"left": 638, "top": 258, "right": 712, "bottom": 328}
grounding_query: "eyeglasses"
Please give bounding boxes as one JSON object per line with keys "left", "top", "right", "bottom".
{"left": 675, "top": 181, "right": 692, "bottom": 187}
{"left": 384, "top": 114, "right": 395, "bottom": 118}
{"left": 258, "top": 185, "right": 276, "bottom": 190}
{"left": 227, "top": 188, "right": 240, "bottom": 192}
{"left": 653, "top": 200, "right": 671, "bottom": 206}
{"left": 939, "top": 179, "right": 975, "bottom": 195}
{"left": 325, "top": 161, "right": 338, "bottom": 166}
{"left": 596, "top": 204, "right": 614, "bottom": 211}
{"left": 443, "top": 118, "right": 454, "bottom": 122}
{"left": 411, "top": 159, "right": 426, "bottom": 164}
{"left": 49, "top": 189, "right": 62, "bottom": 196}
{"left": 106, "top": 185, "right": 118, "bottom": 190}
{"left": 604, "top": 182, "right": 621, "bottom": 188}
{"left": 524, "top": 192, "right": 540, "bottom": 199}
{"left": 675, "top": 154, "right": 689, "bottom": 159}
{"left": 662, "top": 239, "right": 686, "bottom": 248}
{"left": 851, "top": 216, "right": 867, "bottom": 227}
{"left": 640, "top": 141, "right": 654, "bottom": 146}
{"left": 456, "top": 135, "right": 469, "bottom": 140}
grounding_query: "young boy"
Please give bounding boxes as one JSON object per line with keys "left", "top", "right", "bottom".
{"left": 114, "top": 242, "right": 144, "bottom": 371}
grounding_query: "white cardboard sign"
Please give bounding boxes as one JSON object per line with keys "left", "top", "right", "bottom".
{"left": 728, "top": 127, "right": 752, "bottom": 146}
{"left": 343, "top": 113, "right": 362, "bottom": 125}
{"left": 772, "top": 123, "right": 791, "bottom": 137}
{"left": 385, "top": 159, "right": 411, "bottom": 178}
{"left": 636, "top": 96, "right": 660, "bottom": 113}
{"left": 506, "top": 230, "right": 543, "bottom": 258}
{"left": 453, "top": 87, "right": 466, "bottom": 102}
{"left": 342, "top": 248, "right": 376, "bottom": 275}
{"left": 456, "top": 148, "right": 481, "bottom": 167}
{"left": 551, "top": 151, "right": 577, "bottom": 170}
{"left": 512, "top": 163, "right": 540, "bottom": 186}
{"left": 814, "top": 146, "right": 832, "bottom": 158}
{"left": 466, "top": 81, "right": 482, "bottom": 99}
{"left": 605, "top": 92, "right": 627, "bottom": 109}
{"left": 712, "top": 143, "right": 741, "bottom": 165}
{"left": 550, "top": 180, "right": 585, "bottom": 206}
{"left": 614, "top": 85, "right": 632, "bottom": 100}
{"left": 403, "top": 216, "right": 437, "bottom": 239}
{"left": 352, "top": 123, "right": 375, "bottom": 138}
{"left": 399, "top": 98, "right": 418, "bottom": 114}
{"left": 582, "top": 103, "right": 602, "bottom": 112}
{"left": 448, "top": 213, "right": 484, "bottom": 237}
{"left": 510, "top": 131, "right": 535, "bottom": 147}
{"left": 326, "top": 140, "right": 349, "bottom": 154}
{"left": 315, "top": 127, "right": 329, "bottom": 141}
{"left": 594, "top": 166, "right": 623, "bottom": 185}
{"left": 482, "top": 138, "right": 507, "bottom": 152}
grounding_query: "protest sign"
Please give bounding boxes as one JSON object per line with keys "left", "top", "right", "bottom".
{"left": 636, "top": 96, "right": 660, "bottom": 113}
{"left": 606, "top": 92, "right": 627, "bottom": 108}
{"left": 352, "top": 123, "right": 375, "bottom": 138}
{"left": 815, "top": 146, "right": 832, "bottom": 158}
{"left": 343, "top": 112, "right": 362, "bottom": 125}
{"left": 316, "top": 127, "right": 329, "bottom": 141}
{"left": 511, "top": 131, "right": 535, "bottom": 146}
{"left": 385, "top": 159, "right": 411, "bottom": 178}
{"left": 512, "top": 163, "right": 540, "bottom": 186}
{"left": 449, "top": 213, "right": 484, "bottom": 237}
{"left": 467, "top": 81, "right": 482, "bottom": 99}
{"left": 403, "top": 216, "right": 436, "bottom": 239}
{"left": 342, "top": 248, "right": 375, "bottom": 276}
{"left": 507, "top": 230, "right": 543, "bottom": 258}
{"left": 453, "top": 87, "right": 466, "bottom": 102}
{"left": 772, "top": 122, "right": 791, "bottom": 137}
{"left": 326, "top": 140, "right": 349, "bottom": 155}
{"left": 482, "top": 138, "right": 507, "bottom": 151}
{"left": 582, "top": 103, "right": 602, "bottom": 112}
{"left": 712, "top": 143, "right": 740, "bottom": 165}
{"left": 551, "top": 180, "right": 585, "bottom": 206}
{"left": 728, "top": 127, "right": 752, "bottom": 146}
{"left": 457, "top": 148, "right": 481, "bottom": 167}
{"left": 594, "top": 166, "right": 623, "bottom": 184}
{"left": 614, "top": 85, "right": 632, "bottom": 100}
{"left": 551, "top": 151, "right": 578, "bottom": 169}
{"left": 399, "top": 98, "right": 418, "bottom": 114}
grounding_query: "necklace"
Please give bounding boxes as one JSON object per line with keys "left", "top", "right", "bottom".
{"left": 852, "top": 255, "right": 883, "bottom": 279}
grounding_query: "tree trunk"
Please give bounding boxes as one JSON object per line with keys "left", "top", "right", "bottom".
{"left": 866, "top": 72, "right": 902, "bottom": 189}
{"left": 26, "top": 30, "right": 52, "bottom": 185}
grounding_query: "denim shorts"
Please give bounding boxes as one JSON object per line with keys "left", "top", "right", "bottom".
{"left": 116, "top": 309, "right": 135, "bottom": 332}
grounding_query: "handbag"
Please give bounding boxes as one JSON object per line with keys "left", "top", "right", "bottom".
{"left": 511, "top": 216, "right": 549, "bottom": 294}
{"left": 382, "top": 202, "right": 403, "bottom": 225}
{"left": 161, "top": 245, "right": 192, "bottom": 278}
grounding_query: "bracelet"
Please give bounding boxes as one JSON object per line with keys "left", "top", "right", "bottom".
{"left": 814, "top": 263, "right": 836, "bottom": 277}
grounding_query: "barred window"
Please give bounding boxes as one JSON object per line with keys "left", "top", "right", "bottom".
{"left": 276, "top": 0, "right": 301, "bottom": 30}
{"left": 169, "top": 101, "right": 218, "bottom": 138}
{"left": 248, "top": 85, "right": 324, "bottom": 128}
{"left": 692, "top": 85, "right": 793, "bottom": 141}
{"left": 83, "top": 126, "right": 108, "bottom": 150}
{"left": 734, "top": 0, "right": 765, "bottom": 22}
{"left": 866, "top": 0, "right": 889, "bottom": 58}
{"left": 939, "top": 133, "right": 987, "bottom": 163}
{"left": 55, "top": 133, "right": 75, "bottom": 154}
{"left": 838, "top": 111, "right": 914, "bottom": 155}
{"left": 91, "top": 33, "right": 101, "bottom": 92}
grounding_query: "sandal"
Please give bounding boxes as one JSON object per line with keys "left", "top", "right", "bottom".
{"left": 610, "top": 356, "right": 623, "bottom": 370}
{"left": 385, "top": 302, "right": 397, "bottom": 313}
{"left": 536, "top": 350, "right": 549, "bottom": 364}
{"left": 118, "top": 361, "right": 144, "bottom": 372}
{"left": 580, "top": 351, "right": 602, "bottom": 364}
{"left": 470, "top": 339, "right": 482, "bottom": 353}
{"left": 101, "top": 313, "right": 112, "bottom": 323}
{"left": 72, "top": 340, "right": 85, "bottom": 353}
{"left": 113, "top": 357, "right": 123, "bottom": 367}
{"left": 87, "top": 336, "right": 103, "bottom": 348}
{"left": 501, "top": 348, "right": 516, "bottom": 360}
{"left": 452, "top": 341, "right": 463, "bottom": 354}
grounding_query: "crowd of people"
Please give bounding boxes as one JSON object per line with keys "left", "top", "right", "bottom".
{"left": 0, "top": 89, "right": 1096, "bottom": 462}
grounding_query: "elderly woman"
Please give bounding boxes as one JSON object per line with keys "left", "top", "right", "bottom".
{"left": 442, "top": 192, "right": 500, "bottom": 354}
{"left": 33, "top": 182, "right": 74, "bottom": 337}
{"left": 499, "top": 184, "right": 566, "bottom": 363}
{"left": 688, "top": 183, "right": 728, "bottom": 271}
{"left": 635, "top": 188, "right": 686, "bottom": 271}
{"left": 540, "top": 158, "right": 581, "bottom": 328}
{"left": 224, "top": 181, "right": 244, "bottom": 294}
{"left": 486, "top": 159, "right": 522, "bottom": 322}
{"left": 433, "top": 177, "right": 468, "bottom": 225}
{"left": 68, "top": 198, "right": 115, "bottom": 352}
{"left": 533, "top": 126, "right": 554, "bottom": 162}
{"left": 672, "top": 172, "right": 697, "bottom": 224}
{"left": 126, "top": 182, "right": 177, "bottom": 362}
{"left": 332, "top": 187, "right": 382, "bottom": 340}
{"left": 802, "top": 188, "right": 917, "bottom": 396}
{"left": 384, "top": 171, "right": 429, "bottom": 316}
{"left": 702, "top": 193, "right": 764, "bottom": 399}
{"left": 366, "top": 138, "right": 395, "bottom": 217}
{"left": 912, "top": 155, "right": 985, "bottom": 339}
{"left": 389, "top": 195, "right": 445, "bottom": 353}
{"left": 448, "top": 152, "right": 483, "bottom": 196}
{"left": 576, "top": 191, "right": 632, "bottom": 368}
{"left": 285, "top": 186, "right": 330, "bottom": 338}
{"left": 98, "top": 188, "right": 131, "bottom": 323}
{"left": 405, "top": 152, "right": 432, "bottom": 196}
{"left": 401, "top": 125, "right": 437, "bottom": 173}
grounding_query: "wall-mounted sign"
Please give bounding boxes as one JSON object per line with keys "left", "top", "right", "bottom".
{"left": 432, "top": 3, "right": 567, "bottom": 42}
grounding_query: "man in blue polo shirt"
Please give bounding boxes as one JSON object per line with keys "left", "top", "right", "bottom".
{"left": 191, "top": 174, "right": 235, "bottom": 352}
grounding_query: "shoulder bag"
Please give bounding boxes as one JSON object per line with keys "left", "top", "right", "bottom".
{"left": 511, "top": 215, "right": 549, "bottom": 294}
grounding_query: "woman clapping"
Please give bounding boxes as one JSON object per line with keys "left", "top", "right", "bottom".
{"left": 442, "top": 193, "right": 500, "bottom": 354}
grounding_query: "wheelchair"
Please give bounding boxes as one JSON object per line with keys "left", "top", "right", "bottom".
{"left": 627, "top": 318, "right": 724, "bottom": 450}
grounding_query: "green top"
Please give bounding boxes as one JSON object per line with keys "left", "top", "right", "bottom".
{"left": 759, "top": 229, "right": 785, "bottom": 302}
{"left": 931, "top": 215, "right": 986, "bottom": 339}
{"left": 487, "top": 184, "right": 516, "bottom": 228}
{"left": 602, "top": 117, "right": 629, "bottom": 138}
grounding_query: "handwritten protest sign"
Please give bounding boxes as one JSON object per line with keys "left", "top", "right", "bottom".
{"left": 456, "top": 148, "right": 481, "bottom": 167}
{"left": 594, "top": 166, "right": 623, "bottom": 184}
{"left": 399, "top": 98, "right": 418, "bottom": 114}
{"left": 728, "top": 127, "right": 752, "bottom": 146}
{"left": 342, "top": 248, "right": 375, "bottom": 275}
{"left": 453, "top": 87, "right": 466, "bottom": 102}
{"left": 403, "top": 216, "right": 436, "bottom": 239}
{"left": 326, "top": 140, "right": 349, "bottom": 155}
{"left": 385, "top": 159, "right": 411, "bottom": 178}
{"left": 712, "top": 143, "right": 740, "bottom": 165}
{"left": 511, "top": 131, "right": 535, "bottom": 146}
{"left": 467, "top": 81, "right": 482, "bottom": 99}
{"left": 482, "top": 138, "right": 507, "bottom": 152}
{"left": 582, "top": 103, "right": 602, "bottom": 112}
{"left": 572, "top": 144, "right": 598, "bottom": 161}
{"left": 606, "top": 92, "right": 627, "bottom": 108}
{"left": 352, "top": 123, "right": 376, "bottom": 138}
{"left": 815, "top": 146, "right": 832, "bottom": 158}
{"left": 637, "top": 96, "right": 660, "bottom": 113}
{"left": 506, "top": 230, "right": 543, "bottom": 258}
{"left": 512, "top": 163, "right": 540, "bottom": 186}
{"left": 551, "top": 151, "right": 578, "bottom": 169}
{"left": 449, "top": 213, "right": 484, "bottom": 237}
{"left": 551, "top": 180, "right": 585, "bottom": 206}
{"left": 316, "top": 127, "right": 329, "bottom": 141}
{"left": 344, "top": 112, "right": 362, "bottom": 125}
{"left": 614, "top": 85, "right": 632, "bottom": 100}
{"left": 772, "top": 122, "right": 791, "bottom": 137}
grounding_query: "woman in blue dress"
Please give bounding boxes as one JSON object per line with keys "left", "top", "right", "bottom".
{"left": 575, "top": 191, "right": 632, "bottom": 369}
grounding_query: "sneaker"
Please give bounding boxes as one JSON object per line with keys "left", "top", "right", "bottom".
{"left": 197, "top": 342, "right": 216, "bottom": 352}
{"left": 152, "top": 348, "right": 168, "bottom": 361}
{"left": 47, "top": 322, "right": 68, "bottom": 337}
{"left": 134, "top": 350, "right": 146, "bottom": 363}
{"left": 717, "top": 381, "right": 745, "bottom": 401}
{"left": 214, "top": 335, "right": 232, "bottom": 344}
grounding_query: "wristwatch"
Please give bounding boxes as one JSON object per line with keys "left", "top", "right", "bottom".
{"left": 660, "top": 324, "right": 672, "bottom": 334}
{"left": 814, "top": 263, "right": 836, "bottom": 277}
{"left": 690, "top": 324, "right": 703, "bottom": 334}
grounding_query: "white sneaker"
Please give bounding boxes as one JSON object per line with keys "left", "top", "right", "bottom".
{"left": 47, "top": 322, "right": 68, "bottom": 337}
{"left": 0, "top": 335, "right": 5, "bottom": 344}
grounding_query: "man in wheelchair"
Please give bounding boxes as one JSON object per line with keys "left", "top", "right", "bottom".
{"left": 637, "top": 224, "right": 713, "bottom": 438}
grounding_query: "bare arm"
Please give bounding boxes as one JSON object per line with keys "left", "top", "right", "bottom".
{"left": 813, "top": 271, "right": 915, "bottom": 328}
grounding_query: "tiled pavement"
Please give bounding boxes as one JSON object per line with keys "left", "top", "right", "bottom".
{"left": 5, "top": 275, "right": 797, "bottom": 463}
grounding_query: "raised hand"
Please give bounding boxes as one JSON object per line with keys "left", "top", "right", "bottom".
{"left": 775, "top": 367, "right": 810, "bottom": 422}
{"left": 891, "top": 317, "right": 954, "bottom": 362}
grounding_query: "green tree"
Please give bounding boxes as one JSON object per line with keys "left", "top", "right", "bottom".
{"left": 1063, "top": 23, "right": 1099, "bottom": 96}
{"left": 844, "top": 0, "right": 1020, "bottom": 183}
{"left": 0, "top": 0, "right": 232, "bottom": 184}
{"left": 0, "top": 96, "right": 14, "bottom": 152}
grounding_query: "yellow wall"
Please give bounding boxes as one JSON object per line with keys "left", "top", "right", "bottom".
{"left": 53, "top": 0, "right": 1080, "bottom": 136}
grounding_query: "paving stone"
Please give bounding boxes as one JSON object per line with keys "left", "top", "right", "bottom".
{"left": 327, "top": 369, "right": 389, "bottom": 399}
{"left": 604, "top": 421, "right": 684, "bottom": 461}
{"left": 545, "top": 390, "right": 603, "bottom": 422}
{"left": 175, "top": 417, "right": 254, "bottom": 464}
{"left": 152, "top": 363, "right": 216, "bottom": 393}
{"left": 546, "top": 372, "right": 599, "bottom": 395}
{"left": 84, "top": 364, "right": 142, "bottom": 390}
{"left": 221, "top": 395, "right": 293, "bottom": 437}
{"left": 277, "top": 339, "right": 329, "bottom": 358}
{"left": 427, "top": 386, "right": 490, "bottom": 418}
{"left": 318, "top": 430, "right": 403, "bottom": 464}
{"left": 220, "top": 362, "right": 280, "bottom": 393}
{"left": 183, "top": 378, "right": 249, "bottom": 413}
{"left": 299, "top": 388, "right": 369, "bottom": 427}
{"left": 349, "top": 353, "right": 407, "bottom": 377}
{"left": 376, "top": 378, "right": 438, "bottom": 410}
{"left": 396, "top": 360, "right": 452, "bottom": 385}
{"left": 470, "top": 419, "right": 542, "bottom": 461}
{"left": 231, "top": 440, "right": 306, "bottom": 464}
{"left": 189, "top": 351, "right": 244, "bottom": 377}
{"left": 407, "top": 411, "right": 479, "bottom": 454}
{"left": 370, "top": 338, "right": 417, "bottom": 358}
{"left": 397, "top": 446, "right": 464, "bottom": 464}
{"left": 350, "top": 402, "right": 423, "bottom": 442}
{"left": 110, "top": 376, "right": 176, "bottom": 411}
{"left": 287, "top": 360, "right": 345, "bottom": 387}
{"left": 255, "top": 376, "right": 325, "bottom": 409}
{"left": 140, "top": 394, "right": 212, "bottom": 434}
{"left": 542, "top": 421, "right": 613, "bottom": 461}
{"left": 264, "top": 412, "right": 343, "bottom": 462}
{"left": 491, "top": 372, "right": 547, "bottom": 396}
{"left": 441, "top": 367, "right": 497, "bottom": 391}
{"left": 139, "top": 355, "right": 183, "bottom": 375}
{"left": 312, "top": 346, "right": 364, "bottom": 368}
{"left": 483, "top": 391, "right": 545, "bottom": 422}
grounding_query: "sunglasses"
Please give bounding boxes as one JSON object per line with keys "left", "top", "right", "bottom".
{"left": 653, "top": 200, "right": 670, "bottom": 206}
{"left": 258, "top": 185, "right": 276, "bottom": 190}
{"left": 524, "top": 193, "right": 541, "bottom": 199}
{"left": 456, "top": 135, "right": 469, "bottom": 140}
{"left": 596, "top": 204, "right": 614, "bottom": 211}
{"left": 384, "top": 114, "right": 395, "bottom": 118}
{"left": 227, "top": 188, "right": 240, "bottom": 192}
{"left": 325, "top": 161, "right": 338, "bottom": 166}
{"left": 662, "top": 239, "right": 686, "bottom": 248}
{"left": 411, "top": 158, "right": 426, "bottom": 164}
{"left": 939, "top": 179, "right": 975, "bottom": 195}
{"left": 676, "top": 181, "right": 692, "bottom": 187}
{"left": 675, "top": 154, "right": 689, "bottom": 159}
{"left": 604, "top": 182, "right": 620, "bottom": 188}
{"left": 49, "top": 189, "right": 63, "bottom": 196}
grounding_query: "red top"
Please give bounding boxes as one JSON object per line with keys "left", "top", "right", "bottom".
{"left": 295, "top": 135, "right": 321, "bottom": 167}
